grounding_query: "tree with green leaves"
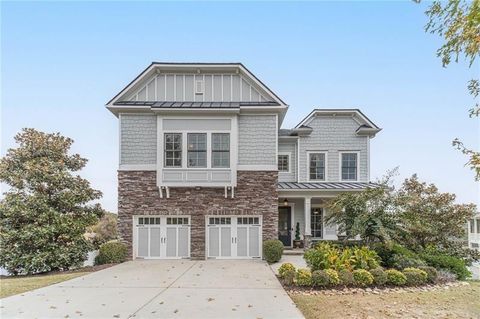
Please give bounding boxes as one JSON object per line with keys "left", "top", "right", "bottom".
{"left": 0, "top": 128, "right": 105, "bottom": 275}
{"left": 326, "top": 173, "right": 400, "bottom": 245}
{"left": 422, "top": 0, "right": 480, "bottom": 179}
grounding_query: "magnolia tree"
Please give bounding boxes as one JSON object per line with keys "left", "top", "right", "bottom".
{"left": 0, "top": 129, "right": 105, "bottom": 275}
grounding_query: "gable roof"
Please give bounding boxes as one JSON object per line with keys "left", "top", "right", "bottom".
{"left": 295, "top": 109, "right": 380, "bottom": 130}
{"left": 106, "top": 62, "right": 287, "bottom": 107}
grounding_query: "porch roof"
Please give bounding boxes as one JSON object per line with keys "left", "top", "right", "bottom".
{"left": 278, "top": 181, "right": 377, "bottom": 190}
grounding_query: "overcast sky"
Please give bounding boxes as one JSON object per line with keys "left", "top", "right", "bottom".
{"left": 1, "top": 1, "right": 479, "bottom": 212}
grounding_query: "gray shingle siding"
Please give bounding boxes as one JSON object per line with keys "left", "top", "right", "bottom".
{"left": 278, "top": 142, "right": 296, "bottom": 182}
{"left": 298, "top": 116, "right": 368, "bottom": 182}
{"left": 238, "top": 115, "right": 277, "bottom": 166}
{"left": 120, "top": 114, "right": 157, "bottom": 165}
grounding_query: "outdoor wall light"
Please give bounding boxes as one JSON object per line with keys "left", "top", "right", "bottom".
{"left": 283, "top": 199, "right": 289, "bottom": 206}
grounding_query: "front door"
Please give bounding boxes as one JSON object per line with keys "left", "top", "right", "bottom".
{"left": 278, "top": 207, "right": 292, "bottom": 246}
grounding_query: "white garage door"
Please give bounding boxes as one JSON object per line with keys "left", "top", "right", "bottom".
{"left": 134, "top": 216, "right": 190, "bottom": 259}
{"left": 206, "top": 216, "right": 261, "bottom": 259}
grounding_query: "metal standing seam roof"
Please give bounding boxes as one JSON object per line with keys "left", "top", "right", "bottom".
{"left": 113, "top": 101, "right": 280, "bottom": 108}
{"left": 278, "top": 182, "right": 378, "bottom": 190}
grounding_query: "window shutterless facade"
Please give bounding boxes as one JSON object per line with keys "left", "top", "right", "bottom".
{"left": 187, "top": 133, "right": 207, "bottom": 168}
{"left": 212, "top": 133, "right": 230, "bottom": 168}
{"left": 309, "top": 153, "right": 326, "bottom": 181}
{"left": 164, "top": 133, "right": 182, "bottom": 167}
{"left": 278, "top": 154, "right": 289, "bottom": 172}
{"left": 341, "top": 152, "right": 358, "bottom": 181}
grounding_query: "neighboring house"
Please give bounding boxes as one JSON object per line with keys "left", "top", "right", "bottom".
{"left": 106, "top": 62, "right": 381, "bottom": 260}
{"left": 468, "top": 213, "right": 480, "bottom": 251}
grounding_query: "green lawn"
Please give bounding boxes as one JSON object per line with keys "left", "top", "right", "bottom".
{"left": 291, "top": 281, "right": 480, "bottom": 319}
{"left": 0, "top": 272, "right": 89, "bottom": 299}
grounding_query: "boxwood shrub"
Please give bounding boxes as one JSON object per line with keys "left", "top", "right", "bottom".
{"left": 95, "top": 240, "right": 128, "bottom": 265}
{"left": 370, "top": 267, "right": 387, "bottom": 286}
{"left": 385, "top": 269, "right": 407, "bottom": 286}
{"left": 418, "top": 266, "right": 438, "bottom": 283}
{"left": 353, "top": 269, "right": 374, "bottom": 287}
{"left": 311, "top": 270, "right": 330, "bottom": 287}
{"left": 403, "top": 267, "right": 428, "bottom": 286}
{"left": 338, "top": 269, "right": 355, "bottom": 286}
{"left": 263, "top": 240, "right": 284, "bottom": 263}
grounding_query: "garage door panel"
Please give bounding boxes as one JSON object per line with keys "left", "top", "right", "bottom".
{"left": 220, "top": 227, "right": 232, "bottom": 257}
{"left": 138, "top": 227, "right": 149, "bottom": 258}
{"left": 150, "top": 227, "right": 161, "bottom": 257}
{"left": 208, "top": 227, "right": 220, "bottom": 257}
{"left": 178, "top": 227, "right": 189, "bottom": 257}
{"left": 249, "top": 226, "right": 260, "bottom": 257}
{"left": 166, "top": 227, "right": 177, "bottom": 257}
{"left": 237, "top": 227, "right": 248, "bottom": 257}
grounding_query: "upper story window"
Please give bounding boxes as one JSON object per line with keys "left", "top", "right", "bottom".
{"left": 470, "top": 219, "right": 476, "bottom": 233}
{"left": 164, "top": 133, "right": 182, "bottom": 167}
{"left": 341, "top": 152, "right": 358, "bottom": 181}
{"left": 212, "top": 133, "right": 230, "bottom": 168}
{"left": 278, "top": 154, "right": 290, "bottom": 172}
{"left": 309, "top": 153, "right": 326, "bottom": 181}
{"left": 187, "top": 133, "right": 207, "bottom": 167}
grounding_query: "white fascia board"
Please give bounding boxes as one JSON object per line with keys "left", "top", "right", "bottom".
{"left": 119, "top": 164, "right": 157, "bottom": 171}
{"left": 107, "top": 105, "right": 152, "bottom": 117}
{"left": 152, "top": 108, "right": 240, "bottom": 115}
{"left": 295, "top": 109, "right": 380, "bottom": 130}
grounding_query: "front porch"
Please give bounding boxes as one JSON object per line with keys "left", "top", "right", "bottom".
{"left": 276, "top": 181, "right": 373, "bottom": 249}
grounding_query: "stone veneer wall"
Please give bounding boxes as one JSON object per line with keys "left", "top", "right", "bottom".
{"left": 118, "top": 170, "right": 278, "bottom": 259}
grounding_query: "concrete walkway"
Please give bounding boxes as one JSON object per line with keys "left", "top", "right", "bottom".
{"left": 0, "top": 260, "right": 304, "bottom": 319}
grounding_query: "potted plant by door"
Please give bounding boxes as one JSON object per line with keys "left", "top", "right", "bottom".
{"left": 293, "top": 222, "right": 303, "bottom": 248}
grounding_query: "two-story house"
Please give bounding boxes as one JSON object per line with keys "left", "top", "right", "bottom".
{"left": 106, "top": 62, "right": 381, "bottom": 260}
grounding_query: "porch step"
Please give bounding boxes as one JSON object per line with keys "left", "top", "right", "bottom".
{"left": 283, "top": 249, "right": 304, "bottom": 256}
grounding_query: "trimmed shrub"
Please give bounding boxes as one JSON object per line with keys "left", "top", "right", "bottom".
{"left": 95, "top": 240, "right": 127, "bottom": 265}
{"left": 418, "top": 266, "right": 438, "bottom": 284}
{"left": 263, "top": 240, "right": 284, "bottom": 263}
{"left": 370, "top": 267, "right": 387, "bottom": 286}
{"left": 420, "top": 251, "right": 470, "bottom": 280}
{"left": 338, "top": 269, "right": 354, "bottom": 286}
{"left": 403, "top": 267, "right": 428, "bottom": 286}
{"left": 311, "top": 270, "right": 330, "bottom": 287}
{"left": 386, "top": 269, "right": 407, "bottom": 286}
{"left": 325, "top": 269, "right": 340, "bottom": 286}
{"left": 353, "top": 269, "right": 374, "bottom": 287}
{"left": 282, "top": 269, "right": 296, "bottom": 286}
{"left": 278, "top": 263, "right": 296, "bottom": 279}
{"left": 296, "top": 268, "right": 313, "bottom": 286}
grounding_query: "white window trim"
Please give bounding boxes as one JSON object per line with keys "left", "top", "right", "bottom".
{"left": 163, "top": 130, "right": 231, "bottom": 170}
{"left": 339, "top": 151, "right": 360, "bottom": 182}
{"left": 278, "top": 152, "right": 291, "bottom": 173}
{"left": 307, "top": 151, "right": 328, "bottom": 182}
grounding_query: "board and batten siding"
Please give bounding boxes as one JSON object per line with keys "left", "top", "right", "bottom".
{"left": 298, "top": 116, "right": 368, "bottom": 182}
{"left": 278, "top": 142, "right": 297, "bottom": 182}
{"left": 238, "top": 115, "right": 277, "bottom": 167}
{"left": 120, "top": 114, "right": 157, "bottom": 165}
{"left": 128, "top": 73, "right": 272, "bottom": 103}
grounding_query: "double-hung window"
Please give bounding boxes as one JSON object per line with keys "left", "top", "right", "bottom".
{"left": 341, "top": 153, "right": 358, "bottom": 181}
{"left": 212, "top": 133, "right": 230, "bottom": 168}
{"left": 187, "top": 133, "right": 207, "bottom": 167}
{"left": 309, "top": 153, "right": 326, "bottom": 180}
{"left": 164, "top": 133, "right": 182, "bottom": 167}
{"left": 278, "top": 154, "right": 289, "bottom": 172}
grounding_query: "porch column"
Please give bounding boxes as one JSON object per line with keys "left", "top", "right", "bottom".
{"left": 304, "top": 197, "right": 312, "bottom": 248}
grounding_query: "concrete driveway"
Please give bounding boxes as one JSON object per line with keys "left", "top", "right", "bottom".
{"left": 0, "top": 260, "right": 304, "bottom": 319}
